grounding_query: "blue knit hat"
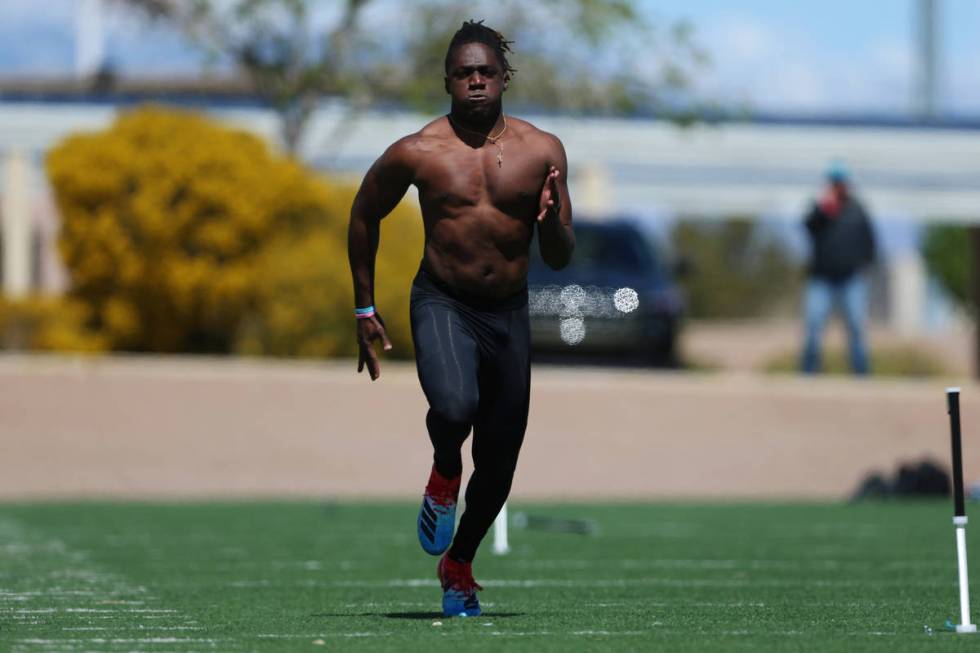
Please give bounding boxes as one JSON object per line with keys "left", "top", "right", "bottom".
{"left": 826, "top": 160, "right": 850, "bottom": 182}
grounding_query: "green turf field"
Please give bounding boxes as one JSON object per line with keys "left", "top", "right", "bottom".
{"left": 0, "top": 501, "right": 976, "bottom": 652}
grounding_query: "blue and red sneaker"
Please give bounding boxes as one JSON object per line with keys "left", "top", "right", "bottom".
{"left": 438, "top": 554, "right": 482, "bottom": 617}
{"left": 417, "top": 465, "right": 461, "bottom": 555}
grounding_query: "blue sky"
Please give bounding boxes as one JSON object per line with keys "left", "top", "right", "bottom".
{"left": 647, "top": 0, "right": 980, "bottom": 114}
{"left": 0, "top": 0, "right": 978, "bottom": 116}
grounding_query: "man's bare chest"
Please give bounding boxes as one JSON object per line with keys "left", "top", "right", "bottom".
{"left": 414, "top": 145, "right": 547, "bottom": 212}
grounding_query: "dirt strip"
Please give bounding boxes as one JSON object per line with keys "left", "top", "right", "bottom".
{"left": 0, "top": 354, "right": 976, "bottom": 500}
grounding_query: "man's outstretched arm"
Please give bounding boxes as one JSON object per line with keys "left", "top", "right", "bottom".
{"left": 347, "top": 141, "right": 414, "bottom": 380}
{"left": 537, "top": 136, "right": 574, "bottom": 270}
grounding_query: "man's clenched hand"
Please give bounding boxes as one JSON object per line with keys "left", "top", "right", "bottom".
{"left": 537, "top": 166, "right": 561, "bottom": 223}
{"left": 356, "top": 313, "right": 392, "bottom": 381}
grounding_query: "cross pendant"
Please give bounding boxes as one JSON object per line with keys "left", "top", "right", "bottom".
{"left": 496, "top": 152, "right": 503, "bottom": 167}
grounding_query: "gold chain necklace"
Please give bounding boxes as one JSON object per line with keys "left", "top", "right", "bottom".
{"left": 448, "top": 114, "right": 508, "bottom": 167}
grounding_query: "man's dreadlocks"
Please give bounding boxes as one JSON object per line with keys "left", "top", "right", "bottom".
{"left": 444, "top": 20, "right": 516, "bottom": 78}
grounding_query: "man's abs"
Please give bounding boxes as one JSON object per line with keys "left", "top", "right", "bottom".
{"left": 421, "top": 209, "right": 533, "bottom": 299}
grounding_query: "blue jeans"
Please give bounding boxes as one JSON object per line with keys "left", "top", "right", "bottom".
{"left": 801, "top": 275, "right": 870, "bottom": 375}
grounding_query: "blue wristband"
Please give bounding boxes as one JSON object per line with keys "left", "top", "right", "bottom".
{"left": 354, "top": 305, "right": 375, "bottom": 317}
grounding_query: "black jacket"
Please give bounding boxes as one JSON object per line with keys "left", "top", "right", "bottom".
{"left": 804, "top": 197, "right": 875, "bottom": 282}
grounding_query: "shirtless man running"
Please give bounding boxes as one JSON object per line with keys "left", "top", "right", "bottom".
{"left": 347, "top": 20, "right": 574, "bottom": 617}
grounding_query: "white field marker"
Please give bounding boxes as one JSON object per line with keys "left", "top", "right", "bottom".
{"left": 493, "top": 503, "right": 509, "bottom": 555}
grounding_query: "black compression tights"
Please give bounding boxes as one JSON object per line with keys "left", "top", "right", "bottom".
{"left": 410, "top": 268, "right": 531, "bottom": 563}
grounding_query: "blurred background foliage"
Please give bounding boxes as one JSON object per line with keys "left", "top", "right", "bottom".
{"left": 670, "top": 219, "right": 800, "bottom": 319}
{"left": 43, "top": 106, "right": 421, "bottom": 357}
{"left": 118, "top": 0, "right": 706, "bottom": 152}
{"left": 922, "top": 223, "right": 971, "bottom": 313}
{"left": 0, "top": 296, "right": 108, "bottom": 352}
{"left": 238, "top": 184, "right": 420, "bottom": 359}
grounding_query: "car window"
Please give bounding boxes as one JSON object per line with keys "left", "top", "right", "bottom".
{"left": 528, "top": 223, "right": 661, "bottom": 284}
{"left": 569, "top": 227, "right": 654, "bottom": 272}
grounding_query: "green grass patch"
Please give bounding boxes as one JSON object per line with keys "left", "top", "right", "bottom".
{"left": 0, "top": 501, "right": 975, "bottom": 651}
{"left": 763, "top": 344, "right": 949, "bottom": 377}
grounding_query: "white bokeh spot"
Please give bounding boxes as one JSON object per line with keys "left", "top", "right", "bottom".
{"left": 559, "top": 284, "right": 586, "bottom": 312}
{"left": 613, "top": 287, "right": 639, "bottom": 313}
{"left": 560, "top": 317, "right": 586, "bottom": 345}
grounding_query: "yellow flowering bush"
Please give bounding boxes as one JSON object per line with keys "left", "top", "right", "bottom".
{"left": 46, "top": 105, "right": 423, "bottom": 357}
{"left": 0, "top": 296, "right": 108, "bottom": 352}
{"left": 238, "top": 183, "right": 422, "bottom": 358}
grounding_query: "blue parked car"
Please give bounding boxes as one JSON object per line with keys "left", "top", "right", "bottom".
{"left": 527, "top": 219, "right": 685, "bottom": 366}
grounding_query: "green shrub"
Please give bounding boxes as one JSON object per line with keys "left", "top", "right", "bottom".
{"left": 922, "top": 224, "right": 971, "bottom": 312}
{"left": 671, "top": 219, "right": 800, "bottom": 319}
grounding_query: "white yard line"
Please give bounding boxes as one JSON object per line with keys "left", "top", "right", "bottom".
{"left": 508, "top": 557, "right": 881, "bottom": 571}
{"left": 0, "top": 517, "right": 217, "bottom": 653}
{"left": 321, "top": 577, "right": 933, "bottom": 589}
{"left": 484, "top": 630, "right": 649, "bottom": 637}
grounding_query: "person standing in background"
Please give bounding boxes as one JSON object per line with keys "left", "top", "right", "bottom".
{"left": 800, "top": 162, "right": 876, "bottom": 375}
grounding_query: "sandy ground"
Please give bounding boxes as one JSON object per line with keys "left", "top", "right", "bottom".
{"left": 682, "top": 318, "right": 974, "bottom": 376}
{"left": 1, "top": 351, "right": 977, "bottom": 501}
